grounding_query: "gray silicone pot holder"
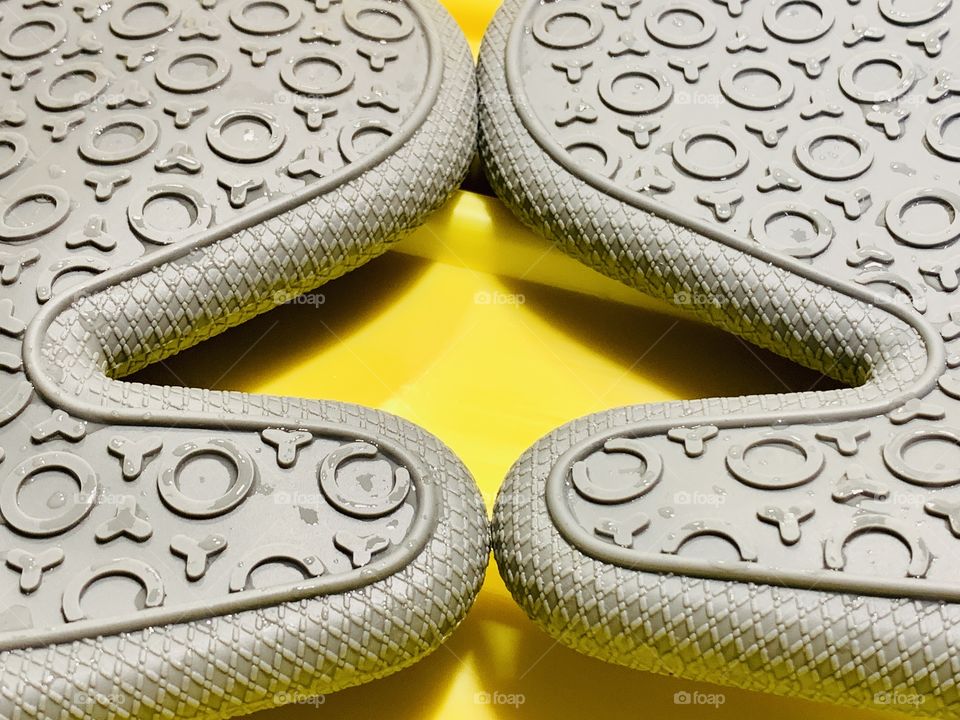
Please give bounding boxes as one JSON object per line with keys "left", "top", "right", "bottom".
{"left": 480, "top": 0, "right": 960, "bottom": 714}
{"left": 0, "top": 0, "right": 489, "bottom": 717}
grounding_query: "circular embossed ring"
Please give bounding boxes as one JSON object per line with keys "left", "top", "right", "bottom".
{"left": 878, "top": 0, "right": 951, "bottom": 25}
{"left": 0, "top": 132, "right": 28, "bottom": 179}
{"left": 158, "top": 439, "right": 257, "bottom": 518}
{"left": 319, "top": 441, "right": 411, "bottom": 518}
{"left": 883, "top": 427, "right": 960, "bottom": 487}
{"left": 719, "top": 62, "right": 795, "bottom": 110}
{"left": 280, "top": 52, "right": 355, "bottom": 97}
{"left": 0, "top": 452, "right": 99, "bottom": 538}
{"left": 644, "top": 2, "right": 716, "bottom": 48}
{"left": 0, "top": 13, "right": 68, "bottom": 58}
{"left": 884, "top": 187, "right": 960, "bottom": 249}
{"left": 344, "top": 1, "right": 416, "bottom": 42}
{"left": 0, "top": 185, "right": 71, "bottom": 243}
{"left": 794, "top": 126, "right": 874, "bottom": 180}
{"left": 570, "top": 437, "right": 664, "bottom": 504}
{"left": 229, "top": 0, "right": 302, "bottom": 34}
{"left": 155, "top": 49, "right": 232, "bottom": 93}
{"left": 750, "top": 201, "right": 835, "bottom": 258}
{"left": 79, "top": 114, "right": 159, "bottom": 165}
{"left": 926, "top": 104, "right": 960, "bottom": 161}
{"left": 563, "top": 136, "right": 622, "bottom": 179}
{"left": 839, "top": 51, "right": 916, "bottom": 103}
{"left": 206, "top": 109, "right": 286, "bottom": 162}
{"left": 762, "top": 0, "right": 835, "bottom": 43}
{"left": 532, "top": 6, "right": 603, "bottom": 49}
{"left": 35, "top": 62, "right": 112, "bottom": 112}
{"left": 726, "top": 433, "right": 825, "bottom": 489}
{"left": 127, "top": 184, "right": 213, "bottom": 245}
{"left": 338, "top": 118, "right": 399, "bottom": 163}
{"left": 598, "top": 66, "right": 673, "bottom": 115}
{"left": 109, "top": 0, "right": 182, "bottom": 39}
{"left": 672, "top": 125, "right": 749, "bottom": 180}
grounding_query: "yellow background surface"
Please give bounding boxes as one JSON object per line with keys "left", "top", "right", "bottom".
{"left": 136, "top": 2, "right": 899, "bottom": 718}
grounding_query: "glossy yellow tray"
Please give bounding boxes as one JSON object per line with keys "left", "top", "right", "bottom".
{"left": 138, "top": 3, "right": 886, "bottom": 718}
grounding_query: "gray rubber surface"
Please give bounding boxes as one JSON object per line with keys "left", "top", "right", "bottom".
{"left": 0, "top": 1, "right": 488, "bottom": 717}
{"left": 480, "top": 0, "right": 960, "bottom": 714}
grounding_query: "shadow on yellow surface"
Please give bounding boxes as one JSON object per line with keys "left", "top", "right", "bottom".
{"left": 130, "top": 1, "right": 902, "bottom": 718}
{"left": 136, "top": 192, "right": 844, "bottom": 511}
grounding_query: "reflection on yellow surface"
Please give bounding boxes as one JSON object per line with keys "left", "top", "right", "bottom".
{"left": 133, "top": 2, "right": 897, "bottom": 719}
